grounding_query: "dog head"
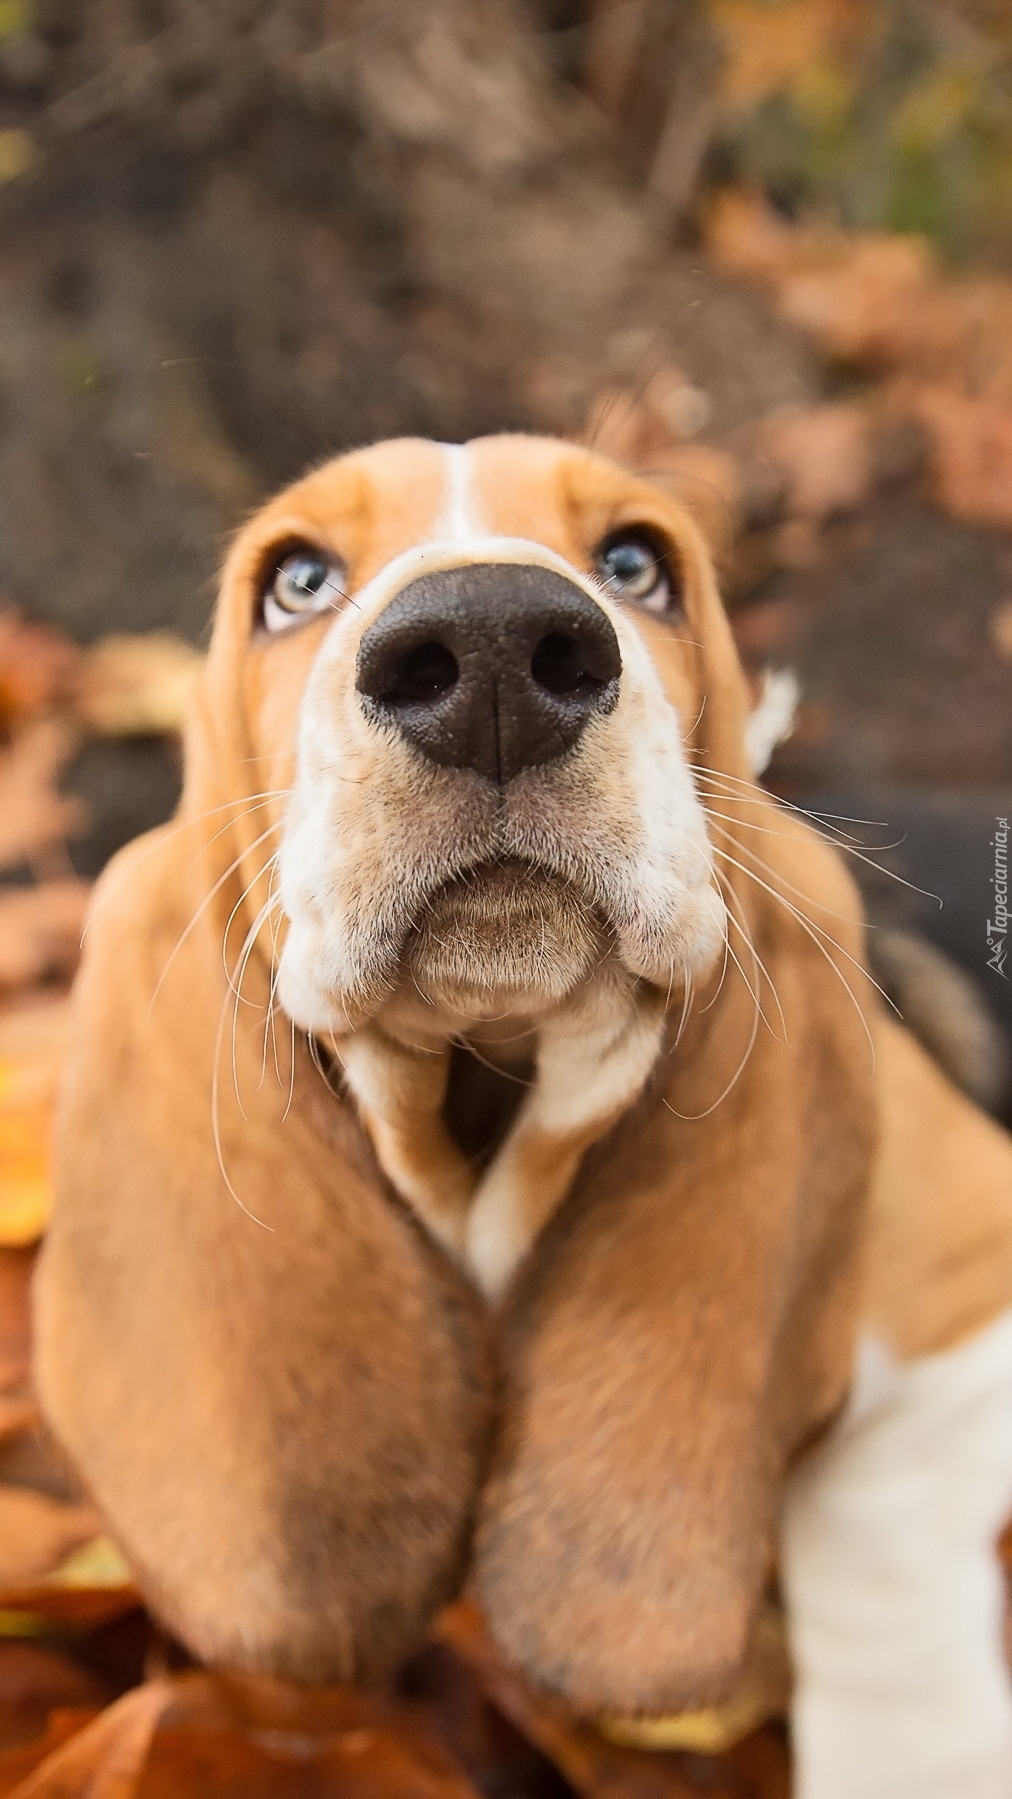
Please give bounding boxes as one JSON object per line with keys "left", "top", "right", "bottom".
{"left": 195, "top": 435, "right": 753, "bottom": 1041}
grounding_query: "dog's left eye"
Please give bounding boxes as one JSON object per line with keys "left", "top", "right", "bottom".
{"left": 594, "top": 534, "right": 672, "bottom": 613}
{"left": 262, "top": 550, "right": 346, "bottom": 633}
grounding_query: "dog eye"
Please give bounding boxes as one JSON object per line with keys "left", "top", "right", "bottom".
{"left": 595, "top": 533, "right": 672, "bottom": 614}
{"left": 262, "top": 550, "right": 346, "bottom": 633}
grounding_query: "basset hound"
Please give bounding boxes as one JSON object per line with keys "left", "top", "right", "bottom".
{"left": 36, "top": 436, "right": 1012, "bottom": 1798}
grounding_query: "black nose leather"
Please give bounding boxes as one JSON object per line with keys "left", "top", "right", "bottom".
{"left": 356, "top": 563, "right": 621, "bottom": 785}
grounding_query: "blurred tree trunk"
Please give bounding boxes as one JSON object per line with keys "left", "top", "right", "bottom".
{"left": 582, "top": 0, "right": 721, "bottom": 221}
{"left": 0, "top": 0, "right": 814, "bottom": 640}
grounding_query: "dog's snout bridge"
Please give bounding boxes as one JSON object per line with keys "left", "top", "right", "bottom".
{"left": 355, "top": 561, "right": 621, "bottom": 785}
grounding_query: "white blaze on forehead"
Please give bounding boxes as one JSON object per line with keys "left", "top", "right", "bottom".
{"left": 325, "top": 440, "right": 575, "bottom": 620}
{"left": 433, "top": 443, "right": 488, "bottom": 542}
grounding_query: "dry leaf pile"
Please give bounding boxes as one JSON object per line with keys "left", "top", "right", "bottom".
{"left": 0, "top": 615, "right": 199, "bottom": 1246}
{"left": 706, "top": 188, "right": 1012, "bottom": 533}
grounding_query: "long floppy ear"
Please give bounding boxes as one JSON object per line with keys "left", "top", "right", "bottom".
{"left": 474, "top": 510, "right": 877, "bottom": 1715}
{"left": 34, "top": 602, "right": 493, "bottom": 1683}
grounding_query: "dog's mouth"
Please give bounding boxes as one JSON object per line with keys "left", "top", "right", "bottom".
{"left": 401, "top": 857, "right": 607, "bottom": 1016}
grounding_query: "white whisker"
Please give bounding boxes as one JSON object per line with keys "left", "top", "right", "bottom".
{"left": 150, "top": 819, "right": 284, "bottom": 1014}
{"left": 85, "top": 791, "right": 290, "bottom": 939}
{"left": 210, "top": 978, "right": 275, "bottom": 1231}
{"left": 665, "top": 989, "right": 760, "bottom": 1122}
{"left": 228, "top": 886, "right": 283, "bottom": 1120}
{"left": 720, "top": 870, "right": 789, "bottom": 1043}
{"left": 282, "top": 1014, "right": 297, "bottom": 1121}
{"left": 710, "top": 837, "right": 882, "bottom": 1068}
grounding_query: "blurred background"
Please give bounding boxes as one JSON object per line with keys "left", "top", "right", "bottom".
{"left": 3, "top": 0, "right": 1012, "bottom": 1177}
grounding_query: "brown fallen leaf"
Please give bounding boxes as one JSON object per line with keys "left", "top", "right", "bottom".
{"left": 706, "top": 189, "right": 1012, "bottom": 416}
{"left": 133, "top": 1728, "right": 306, "bottom": 1798}
{"left": 0, "top": 1713, "right": 101, "bottom": 1799}
{"left": 0, "top": 1002, "right": 74, "bottom": 1247}
{"left": 0, "top": 1586, "right": 141, "bottom": 1636}
{"left": 0, "top": 723, "right": 83, "bottom": 871}
{"left": 0, "top": 1669, "right": 490, "bottom": 1799}
{"left": 758, "top": 404, "right": 871, "bottom": 522}
{"left": 0, "top": 1250, "right": 34, "bottom": 1397}
{"left": 776, "top": 236, "right": 937, "bottom": 371}
{"left": 704, "top": 187, "right": 804, "bottom": 288}
{"left": 0, "top": 1491, "right": 102, "bottom": 1590}
{"left": 0, "top": 1679, "right": 173, "bottom": 1799}
{"left": 137, "top": 1720, "right": 478, "bottom": 1799}
{"left": 0, "top": 1645, "right": 107, "bottom": 1756}
{"left": 0, "top": 619, "right": 80, "bottom": 735}
{"left": 0, "top": 885, "right": 90, "bottom": 996}
{"left": 0, "top": 1534, "right": 138, "bottom": 1630}
{"left": 437, "top": 1605, "right": 723, "bottom": 1799}
{"left": 712, "top": 0, "right": 861, "bottom": 114}
{"left": 705, "top": 191, "right": 936, "bottom": 370}
{"left": 165, "top": 1666, "right": 486, "bottom": 1775}
{"left": 150, "top": 1670, "right": 486, "bottom": 1799}
{"left": 76, "top": 636, "right": 203, "bottom": 738}
{"left": 908, "top": 387, "right": 1012, "bottom": 529}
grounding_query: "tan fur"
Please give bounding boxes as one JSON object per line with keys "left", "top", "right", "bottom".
{"left": 863, "top": 1013, "right": 1012, "bottom": 1360}
{"left": 474, "top": 825, "right": 876, "bottom": 1713}
{"left": 34, "top": 434, "right": 1012, "bottom": 1720}
{"left": 337, "top": 1028, "right": 477, "bottom": 1257}
{"left": 35, "top": 828, "right": 493, "bottom": 1682}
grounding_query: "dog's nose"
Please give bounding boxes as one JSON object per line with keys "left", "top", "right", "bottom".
{"left": 356, "top": 562, "right": 621, "bottom": 785}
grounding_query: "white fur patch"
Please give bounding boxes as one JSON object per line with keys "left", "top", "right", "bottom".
{"left": 782, "top": 1309, "right": 1012, "bottom": 1799}
{"left": 745, "top": 667, "right": 799, "bottom": 777}
{"left": 464, "top": 972, "right": 665, "bottom": 1298}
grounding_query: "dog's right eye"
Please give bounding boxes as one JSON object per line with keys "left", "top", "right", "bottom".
{"left": 594, "top": 531, "right": 673, "bottom": 614}
{"left": 262, "top": 550, "right": 346, "bottom": 633}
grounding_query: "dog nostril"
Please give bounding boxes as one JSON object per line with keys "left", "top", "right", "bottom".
{"left": 531, "top": 631, "right": 606, "bottom": 699}
{"left": 381, "top": 641, "right": 459, "bottom": 707}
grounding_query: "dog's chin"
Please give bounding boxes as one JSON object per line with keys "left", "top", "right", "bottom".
{"left": 402, "top": 859, "right": 606, "bottom": 1018}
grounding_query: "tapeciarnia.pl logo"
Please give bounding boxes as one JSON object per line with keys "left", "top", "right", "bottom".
{"left": 988, "top": 816, "right": 1009, "bottom": 978}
